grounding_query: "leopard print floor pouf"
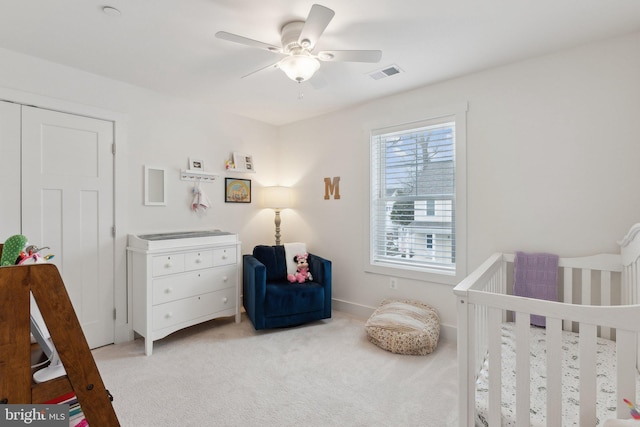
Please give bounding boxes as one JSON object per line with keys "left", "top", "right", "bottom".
{"left": 364, "top": 299, "right": 440, "bottom": 355}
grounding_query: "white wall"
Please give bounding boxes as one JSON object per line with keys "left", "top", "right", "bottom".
{"left": 278, "top": 32, "right": 640, "bottom": 335}
{"left": 0, "top": 47, "right": 280, "bottom": 340}
{"left": 2, "top": 30, "right": 639, "bottom": 339}
{"left": 0, "top": 47, "right": 283, "bottom": 248}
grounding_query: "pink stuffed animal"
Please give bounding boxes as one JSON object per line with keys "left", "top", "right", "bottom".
{"left": 287, "top": 253, "right": 313, "bottom": 283}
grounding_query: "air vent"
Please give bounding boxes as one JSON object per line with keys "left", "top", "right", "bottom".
{"left": 368, "top": 64, "right": 403, "bottom": 80}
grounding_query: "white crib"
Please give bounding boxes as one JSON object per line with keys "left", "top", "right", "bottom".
{"left": 453, "top": 224, "right": 640, "bottom": 426}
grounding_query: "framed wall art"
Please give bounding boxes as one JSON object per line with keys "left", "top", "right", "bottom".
{"left": 232, "top": 152, "right": 254, "bottom": 172}
{"left": 225, "top": 178, "right": 251, "bottom": 203}
{"left": 189, "top": 157, "right": 204, "bottom": 171}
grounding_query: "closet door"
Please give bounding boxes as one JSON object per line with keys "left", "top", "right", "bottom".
{"left": 21, "top": 106, "right": 115, "bottom": 349}
{"left": 0, "top": 101, "right": 21, "bottom": 242}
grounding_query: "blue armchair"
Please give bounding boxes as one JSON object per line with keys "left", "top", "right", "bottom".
{"left": 243, "top": 245, "right": 332, "bottom": 330}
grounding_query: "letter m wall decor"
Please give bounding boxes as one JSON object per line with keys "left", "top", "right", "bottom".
{"left": 324, "top": 177, "right": 341, "bottom": 200}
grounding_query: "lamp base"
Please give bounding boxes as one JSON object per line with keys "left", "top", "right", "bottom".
{"left": 274, "top": 209, "right": 282, "bottom": 246}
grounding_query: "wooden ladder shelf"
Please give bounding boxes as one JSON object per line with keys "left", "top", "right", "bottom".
{"left": 0, "top": 255, "right": 119, "bottom": 426}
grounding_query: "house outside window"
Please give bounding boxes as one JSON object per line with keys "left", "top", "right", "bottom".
{"left": 367, "top": 105, "right": 467, "bottom": 283}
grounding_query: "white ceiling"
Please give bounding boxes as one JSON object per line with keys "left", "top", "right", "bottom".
{"left": 1, "top": 1, "right": 639, "bottom": 126}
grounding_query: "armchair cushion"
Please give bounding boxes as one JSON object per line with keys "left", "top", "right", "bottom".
{"left": 265, "top": 282, "right": 325, "bottom": 315}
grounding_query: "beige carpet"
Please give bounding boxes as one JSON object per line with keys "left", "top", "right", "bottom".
{"left": 92, "top": 311, "right": 459, "bottom": 427}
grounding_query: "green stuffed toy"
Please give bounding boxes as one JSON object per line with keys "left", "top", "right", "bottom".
{"left": 1, "top": 234, "right": 28, "bottom": 266}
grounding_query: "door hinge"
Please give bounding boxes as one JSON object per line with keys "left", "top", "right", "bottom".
{"left": 113, "top": 308, "right": 117, "bottom": 320}
{"left": 111, "top": 226, "right": 116, "bottom": 237}
{"left": 111, "top": 143, "right": 116, "bottom": 155}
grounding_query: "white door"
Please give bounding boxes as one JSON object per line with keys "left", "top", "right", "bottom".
{"left": 0, "top": 101, "right": 21, "bottom": 242}
{"left": 21, "top": 106, "right": 115, "bottom": 349}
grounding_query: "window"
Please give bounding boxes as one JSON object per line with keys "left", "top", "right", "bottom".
{"left": 368, "top": 106, "right": 466, "bottom": 282}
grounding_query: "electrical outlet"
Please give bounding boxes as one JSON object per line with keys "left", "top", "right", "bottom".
{"left": 389, "top": 278, "right": 398, "bottom": 290}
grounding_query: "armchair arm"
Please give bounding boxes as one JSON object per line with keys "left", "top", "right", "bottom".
{"left": 243, "top": 255, "right": 267, "bottom": 329}
{"left": 308, "top": 253, "right": 332, "bottom": 317}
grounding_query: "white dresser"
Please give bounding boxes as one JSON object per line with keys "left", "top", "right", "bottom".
{"left": 127, "top": 231, "right": 241, "bottom": 355}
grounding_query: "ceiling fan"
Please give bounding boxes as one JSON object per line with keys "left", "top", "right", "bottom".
{"left": 215, "top": 4, "right": 382, "bottom": 83}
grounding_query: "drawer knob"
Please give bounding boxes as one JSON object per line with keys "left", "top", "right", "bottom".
{"left": 165, "top": 262, "right": 172, "bottom": 269}
{"left": 222, "top": 276, "right": 228, "bottom": 282}
{"left": 165, "top": 288, "right": 172, "bottom": 294}
{"left": 165, "top": 312, "right": 172, "bottom": 319}
{"left": 222, "top": 297, "right": 228, "bottom": 304}
{"left": 195, "top": 258, "right": 202, "bottom": 264}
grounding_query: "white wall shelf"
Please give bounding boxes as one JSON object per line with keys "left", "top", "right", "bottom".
{"left": 180, "top": 169, "right": 218, "bottom": 182}
{"left": 225, "top": 167, "right": 256, "bottom": 174}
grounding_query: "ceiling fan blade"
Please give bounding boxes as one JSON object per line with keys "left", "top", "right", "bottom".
{"left": 216, "top": 31, "right": 282, "bottom": 53}
{"left": 317, "top": 50, "right": 382, "bottom": 63}
{"left": 298, "top": 4, "right": 335, "bottom": 49}
{"left": 241, "top": 60, "right": 282, "bottom": 79}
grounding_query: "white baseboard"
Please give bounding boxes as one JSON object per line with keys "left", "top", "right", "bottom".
{"left": 332, "top": 298, "right": 456, "bottom": 345}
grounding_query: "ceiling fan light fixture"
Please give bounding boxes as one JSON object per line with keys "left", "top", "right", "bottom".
{"left": 279, "top": 55, "right": 320, "bottom": 82}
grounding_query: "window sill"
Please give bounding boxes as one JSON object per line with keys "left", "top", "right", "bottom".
{"left": 365, "top": 261, "right": 459, "bottom": 286}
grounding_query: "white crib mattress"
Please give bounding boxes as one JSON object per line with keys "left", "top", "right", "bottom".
{"left": 475, "top": 323, "right": 639, "bottom": 426}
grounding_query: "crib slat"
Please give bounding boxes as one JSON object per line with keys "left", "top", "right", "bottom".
{"left": 579, "top": 323, "right": 597, "bottom": 425}
{"left": 563, "top": 267, "right": 573, "bottom": 331}
{"left": 456, "top": 297, "right": 475, "bottom": 427}
{"left": 515, "top": 314, "right": 530, "bottom": 426}
{"left": 601, "top": 270, "right": 612, "bottom": 339}
{"left": 632, "top": 261, "right": 638, "bottom": 304}
{"left": 546, "top": 317, "right": 562, "bottom": 427}
{"left": 633, "top": 262, "right": 636, "bottom": 304}
{"left": 582, "top": 269, "right": 591, "bottom": 305}
{"left": 617, "top": 329, "right": 637, "bottom": 419}
{"left": 488, "top": 307, "right": 502, "bottom": 426}
{"left": 475, "top": 305, "right": 483, "bottom": 377}
{"left": 622, "top": 265, "right": 630, "bottom": 305}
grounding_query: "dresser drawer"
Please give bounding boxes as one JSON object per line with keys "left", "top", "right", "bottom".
{"left": 184, "top": 250, "right": 214, "bottom": 271}
{"left": 152, "top": 287, "right": 237, "bottom": 331}
{"left": 152, "top": 254, "right": 185, "bottom": 277}
{"left": 152, "top": 266, "right": 237, "bottom": 305}
{"left": 214, "top": 247, "right": 236, "bottom": 266}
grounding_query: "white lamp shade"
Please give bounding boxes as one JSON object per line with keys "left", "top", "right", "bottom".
{"left": 279, "top": 55, "right": 320, "bottom": 82}
{"left": 263, "top": 186, "right": 292, "bottom": 209}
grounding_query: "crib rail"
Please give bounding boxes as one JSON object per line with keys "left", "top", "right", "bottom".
{"left": 454, "top": 252, "right": 640, "bottom": 427}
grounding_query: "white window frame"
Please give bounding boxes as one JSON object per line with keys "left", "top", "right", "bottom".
{"left": 364, "top": 103, "right": 467, "bottom": 285}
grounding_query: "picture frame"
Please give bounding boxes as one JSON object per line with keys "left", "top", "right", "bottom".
{"left": 225, "top": 178, "right": 251, "bottom": 203}
{"left": 189, "top": 157, "right": 204, "bottom": 171}
{"left": 232, "top": 152, "right": 254, "bottom": 172}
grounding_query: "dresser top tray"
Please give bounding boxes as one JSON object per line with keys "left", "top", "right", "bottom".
{"left": 128, "top": 230, "right": 237, "bottom": 251}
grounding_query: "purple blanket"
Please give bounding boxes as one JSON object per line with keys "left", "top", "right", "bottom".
{"left": 514, "top": 251, "right": 559, "bottom": 327}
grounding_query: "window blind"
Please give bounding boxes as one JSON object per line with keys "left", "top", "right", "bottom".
{"left": 370, "top": 117, "right": 456, "bottom": 273}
